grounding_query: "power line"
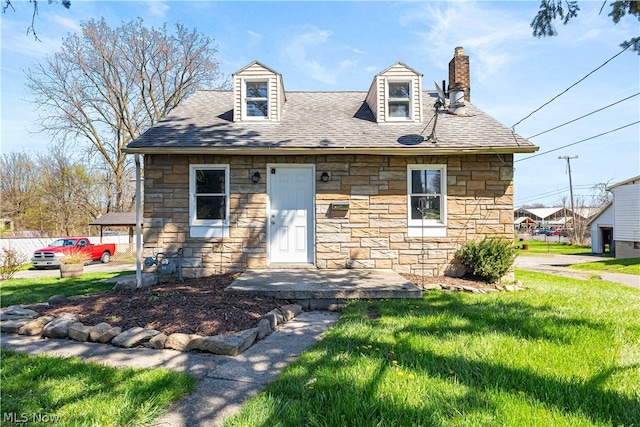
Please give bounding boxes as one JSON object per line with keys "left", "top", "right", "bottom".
{"left": 516, "top": 188, "right": 590, "bottom": 205}
{"left": 526, "top": 93, "right": 640, "bottom": 139}
{"left": 515, "top": 184, "right": 595, "bottom": 204}
{"left": 515, "top": 121, "right": 640, "bottom": 163}
{"left": 511, "top": 44, "right": 632, "bottom": 130}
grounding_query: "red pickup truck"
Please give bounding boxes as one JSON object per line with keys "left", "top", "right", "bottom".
{"left": 31, "top": 238, "right": 116, "bottom": 269}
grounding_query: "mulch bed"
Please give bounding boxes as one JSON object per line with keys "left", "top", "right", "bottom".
{"left": 35, "top": 272, "right": 290, "bottom": 337}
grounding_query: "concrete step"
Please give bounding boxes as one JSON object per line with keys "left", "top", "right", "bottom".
{"left": 226, "top": 269, "right": 422, "bottom": 310}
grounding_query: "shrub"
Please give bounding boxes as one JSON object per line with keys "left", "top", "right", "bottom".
{"left": 455, "top": 237, "right": 516, "bottom": 283}
{"left": 61, "top": 249, "right": 91, "bottom": 265}
{"left": 0, "top": 247, "right": 27, "bottom": 280}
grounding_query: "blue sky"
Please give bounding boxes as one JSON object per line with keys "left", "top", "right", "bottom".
{"left": 1, "top": 1, "right": 638, "bottom": 207}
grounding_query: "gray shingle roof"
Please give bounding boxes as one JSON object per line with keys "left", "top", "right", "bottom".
{"left": 89, "top": 212, "right": 136, "bottom": 226}
{"left": 125, "top": 90, "right": 537, "bottom": 155}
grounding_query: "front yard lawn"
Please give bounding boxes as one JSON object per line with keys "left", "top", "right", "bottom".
{"left": 570, "top": 257, "right": 640, "bottom": 275}
{"left": 224, "top": 270, "right": 640, "bottom": 426}
{"left": 516, "top": 239, "right": 592, "bottom": 255}
{"left": 0, "top": 271, "right": 132, "bottom": 307}
{"left": 0, "top": 349, "right": 195, "bottom": 426}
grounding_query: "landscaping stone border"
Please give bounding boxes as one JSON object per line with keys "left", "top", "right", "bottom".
{"left": 0, "top": 302, "right": 303, "bottom": 357}
{"left": 418, "top": 279, "right": 527, "bottom": 293}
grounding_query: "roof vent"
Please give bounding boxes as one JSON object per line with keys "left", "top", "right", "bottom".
{"left": 448, "top": 84, "right": 466, "bottom": 115}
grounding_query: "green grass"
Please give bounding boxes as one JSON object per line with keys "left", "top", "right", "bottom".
{"left": 516, "top": 239, "right": 592, "bottom": 256}
{"left": 0, "top": 271, "right": 133, "bottom": 307}
{"left": 224, "top": 270, "right": 640, "bottom": 427}
{"left": 570, "top": 257, "right": 640, "bottom": 275}
{"left": 0, "top": 349, "right": 195, "bottom": 426}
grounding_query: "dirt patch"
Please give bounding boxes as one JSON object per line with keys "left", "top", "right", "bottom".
{"left": 34, "top": 272, "right": 290, "bottom": 336}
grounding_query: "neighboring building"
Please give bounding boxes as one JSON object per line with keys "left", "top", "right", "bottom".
{"left": 590, "top": 176, "right": 640, "bottom": 259}
{"left": 514, "top": 206, "right": 599, "bottom": 230}
{"left": 514, "top": 216, "right": 537, "bottom": 232}
{"left": 588, "top": 202, "right": 614, "bottom": 254}
{"left": 125, "top": 47, "right": 538, "bottom": 278}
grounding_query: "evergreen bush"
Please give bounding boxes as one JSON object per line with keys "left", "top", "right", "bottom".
{"left": 455, "top": 237, "right": 516, "bottom": 283}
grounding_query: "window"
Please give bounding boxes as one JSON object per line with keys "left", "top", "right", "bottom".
{"left": 189, "top": 165, "right": 230, "bottom": 237}
{"left": 407, "top": 165, "right": 447, "bottom": 237}
{"left": 245, "top": 80, "right": 268, "bottom": 118}
{"left": 388, "top": 81, "right": 411, "bottom": 119}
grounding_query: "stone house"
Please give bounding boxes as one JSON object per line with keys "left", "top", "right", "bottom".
{"left": 125, "top": 47, "right": 538, "bottom": 278}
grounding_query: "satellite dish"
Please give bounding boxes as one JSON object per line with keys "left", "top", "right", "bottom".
{"left": 434, "top": 81, "right": 447, "bottom": 107}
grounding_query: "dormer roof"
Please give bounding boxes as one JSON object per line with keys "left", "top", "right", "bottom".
{"left": 232, "top": 61, "right": 285, "bottom": 122}
{"left": 365, "top": 62, "right": 423, "bottom": 123}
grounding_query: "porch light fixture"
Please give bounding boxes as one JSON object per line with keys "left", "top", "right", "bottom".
{"left": 321, "top": 172, "right": 330, "bottom": 182}
{"left": 252, "top": 171, "right": 261, "bottom": 183}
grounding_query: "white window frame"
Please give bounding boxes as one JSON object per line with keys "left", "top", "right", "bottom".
{"left": 386, "top": 79, "right": 412, "bottom": 121}
{"left": 407, "top": 164, "right": 447, "bottom": 237}
{"left": 189, "top": 164, "right": 230, "bottom": 238}
{"left": 242, "top": 78, "right": 269, "bottom": 120}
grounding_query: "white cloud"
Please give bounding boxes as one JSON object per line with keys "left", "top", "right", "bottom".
{"left": 248, "top": 30, "right": 262, "bottom": 39}
{"left": 246, "top": 30, "right": 263, "bottom": 49}
{"left": 401, "top": 2, "right": 533, "bottom": 85}
{"left": 48, "top": 14, "right": 82, "bottom": 33}
{"left": 147, "top": 1, "right": 170, "bottom": 18}
{"left": 0, "top": 15, "right": 64, "bottom": 57}
{"left": 281, "top": 25, "right": 365, "bottom": 86}
{"left": 281, "top": 26, "right": 337, "bottom": 84}
{"left": 339, "top": 59, "right": 358, "bottom": 69}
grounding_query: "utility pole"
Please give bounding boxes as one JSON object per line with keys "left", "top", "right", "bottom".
{"left": 559, "top": 156, "right": 578, "bottom": 231}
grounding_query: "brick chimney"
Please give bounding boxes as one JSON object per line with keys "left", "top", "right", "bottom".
{"left": 448, "top": 46, "right": 470, "bottom": 102}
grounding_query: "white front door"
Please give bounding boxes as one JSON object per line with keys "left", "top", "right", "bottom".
{"left": 268, "top": 165, "right": 314, "bottom": 264}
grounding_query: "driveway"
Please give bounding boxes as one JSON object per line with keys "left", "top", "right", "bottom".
{"left": 515, "top": 254, "right": 639, "bottom": 289}
{"left": 12, "top": 261, "right": 136, "bottom": 279}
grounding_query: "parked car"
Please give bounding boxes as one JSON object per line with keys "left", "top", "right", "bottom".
{"left": 534, "top": 228, "right": 551, "bottom": 235}
{"left": 31, "top": 238, "right": 116, "bottom": 269}
{"left": 546, "top": 229, "right": 561, "bottom": 236}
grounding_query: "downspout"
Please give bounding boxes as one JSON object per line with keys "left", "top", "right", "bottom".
{"left": 135, "top": 153, "right": 142, "bottom": 288}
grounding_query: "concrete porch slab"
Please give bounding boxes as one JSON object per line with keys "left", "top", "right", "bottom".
{"left": 226, "top": 269, "right": 422, "bottom": 304}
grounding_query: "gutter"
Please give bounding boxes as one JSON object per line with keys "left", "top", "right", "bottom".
{"left": 123, "top": 145, "right": 539, "bottom": 156}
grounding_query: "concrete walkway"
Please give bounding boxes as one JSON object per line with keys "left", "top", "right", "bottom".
{"left": 515, "top": 254, "right": 640, "bottom": 289}
{"left": 1, "top": 311, "right": 339, "bottom": 427}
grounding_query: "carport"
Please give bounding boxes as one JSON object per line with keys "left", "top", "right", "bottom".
{"left": 89, "top": 212, "right": 137, "bottom": 249}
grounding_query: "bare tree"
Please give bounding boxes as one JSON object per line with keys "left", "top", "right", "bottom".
{"left": 25, "top": 18, "right": 228, "bottom": 211}
{"left": 0, "top": 148, "right": 112, "bottom": 235}
{"left": 0, "top": 152, "right": 38, "bottom": 230}
{"left": 35, "top": 146, "right": 102, "bottom": 236}
{"left": 560, "top": 182, "right": 612, "bottom": 245}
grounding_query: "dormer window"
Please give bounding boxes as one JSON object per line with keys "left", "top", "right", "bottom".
{"left": 387, "top": 81, "right": 411, "bottom": 119}
{"left": 245, "top": 80, "right": 268, "bottom": 118}
{"left": 365, "top": 63, "right": 422, "bottom": 123}
{"left": 233, "top": 62, "right": 285, "bottom": 122}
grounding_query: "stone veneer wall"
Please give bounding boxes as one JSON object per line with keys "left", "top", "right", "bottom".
{"left": 143, "top": 153, "right": 514, "bottom": 278}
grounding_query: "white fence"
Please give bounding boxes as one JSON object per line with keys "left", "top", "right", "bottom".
{"left": 0, "top": 236, "right": 141, "bottom": 260}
